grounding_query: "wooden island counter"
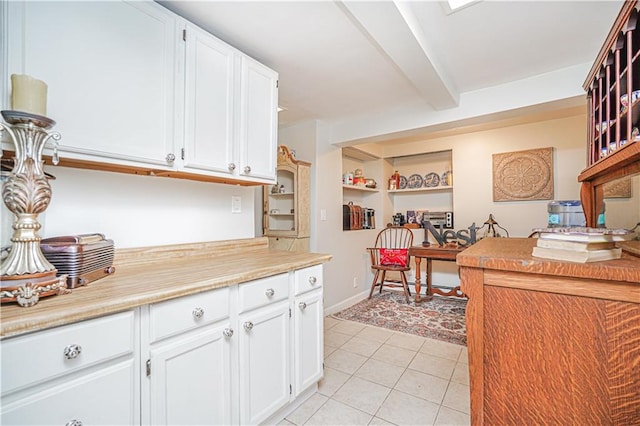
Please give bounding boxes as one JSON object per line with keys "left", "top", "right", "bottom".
{"left": 457, "top": 237, "right": 639, "bottom": 425}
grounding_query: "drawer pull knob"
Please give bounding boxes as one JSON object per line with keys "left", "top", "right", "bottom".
{"left": 63, "top": 344, "right": 82, "bottom": 360}
{"left": 223, "top": 328, "right": 234, "bottom": 338}
{"left": 228, "top": 163, "right": 236, "bottom": 171}
{"left": 244, "top": 165, "right": 251, "bottom": 174}
{"left": 192, "top": 307, "right": 205, "bottom": 319}
{"left": 299, "top": 302, "right": 307, "bottom": 310}
{"left": 309, "top": 276, "right": 317, "bottom": 285}
{"left": 243, "top": 321, "right": 254, "bottom": 331}
{"left": 65, "top": 420, "right": 83, "bottom": 426}
{"left": 166, "top": 153, "right": 176, "bottom": 164}
{"left": 265, "top": 288, "right": 275, "bottom": 297}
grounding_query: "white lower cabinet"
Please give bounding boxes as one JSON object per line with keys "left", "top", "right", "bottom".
{"left": 1, "top": 265, "right": 324, "bottom": 426}
{"left": 1, "top": 360, "right": 137, "bottom": 425}
{"left": 147, "top": 322, "right": 233, "bottom": 425}
{"left": 238, "top": 299, "right": 291, "bottom": 425}
{"left": 293, "top": 289, "right": 324, "bottom": 396}
{"left": 144, "top": 288, "right": 233, "bottom": 425}
{"left": 293, "top": 265, "right": 324, "bottom": 397}
{"left": 0, "top": 310, "right": 139, "bottom": 425}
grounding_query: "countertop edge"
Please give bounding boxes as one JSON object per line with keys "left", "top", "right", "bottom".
{"left": 1, "top": 242, "right": 332, "bottom": 339}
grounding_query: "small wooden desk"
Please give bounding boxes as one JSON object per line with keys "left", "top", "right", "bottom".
{"left": 409, "top": 244, "right": 466, "bottom": 303}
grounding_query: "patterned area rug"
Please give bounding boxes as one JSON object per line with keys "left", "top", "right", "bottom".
{"left": 333, "top": 292, "right": 467, "bottom": 346}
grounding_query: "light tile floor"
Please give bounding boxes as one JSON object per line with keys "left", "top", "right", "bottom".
{"left": 281, "top": 316, "right": 470, "bottom": 426}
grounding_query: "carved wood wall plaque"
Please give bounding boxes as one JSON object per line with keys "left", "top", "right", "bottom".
{"left": 603, "top": 177, "right": 632, "bottom": 198}
{"left": 492, "top": 147, "right": 554, "bottom": 202}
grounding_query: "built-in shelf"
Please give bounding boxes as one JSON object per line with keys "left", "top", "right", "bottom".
{"left": 342, "top": 184, "right": 379, "bottom": 192}
{"left": 388, "top": 185, "right": 453, "bottom": 194}
{"left": 268, "top": 192, "right": 294, "bottom": 197}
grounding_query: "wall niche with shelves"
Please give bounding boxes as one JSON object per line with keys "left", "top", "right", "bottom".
{"left": 341, "top": 147, "right": 382, "bottom": 231}
{"left": 387, "top": 150, "right": 453, "bottom": 228}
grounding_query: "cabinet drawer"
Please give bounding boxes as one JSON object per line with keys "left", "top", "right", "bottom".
{"left": 1, "top": 310, "right": 135, "bottom": 395}
{"left": 149, "top": 287, "right": 230, "bottom": 343}
{"left": 294, "top": 265, "right": 323, "bottom": 295}
{"left": 238, "top": 274, "right": 289, "bottom": 313}
{"left": 1, "top": 359, "right": 136, "bottom": 425}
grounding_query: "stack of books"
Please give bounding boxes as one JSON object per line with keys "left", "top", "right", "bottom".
{"left": 531, "top": 227, "right": 636, "bottom": 263}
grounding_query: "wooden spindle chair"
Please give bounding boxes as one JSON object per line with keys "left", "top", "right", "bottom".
{"left": 367, "top": 226, "right": 414, "bottom": 303}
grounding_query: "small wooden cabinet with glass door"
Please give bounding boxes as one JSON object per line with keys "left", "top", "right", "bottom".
{"left": 263, "top": 145, "right": 311, "bottom": 251}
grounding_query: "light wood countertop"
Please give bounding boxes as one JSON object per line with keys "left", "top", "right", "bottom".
{"left": 0, "top": 238, "right": 332, "bottom": 339}
{"left": 457, "top": 237, "right": 639, "bottom": 303}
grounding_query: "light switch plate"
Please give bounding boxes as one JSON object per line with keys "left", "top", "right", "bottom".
{"left": 231, "top": 196, "right": 241, "bottom": 213}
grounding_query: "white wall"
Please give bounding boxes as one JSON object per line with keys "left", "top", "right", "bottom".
{"left": 37, "top": 167, "right": 256, "bottom": 249}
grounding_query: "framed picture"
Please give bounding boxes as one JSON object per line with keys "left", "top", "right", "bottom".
{"left": 388, "top": 179, "right": 397, "bottom": 190}
{"left": 406, "top": 210, "right": 417, "bottom": 224}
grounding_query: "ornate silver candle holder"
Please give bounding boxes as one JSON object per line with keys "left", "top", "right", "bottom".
{"left": 0, "top": 110, "right": 68, "bottom": 307}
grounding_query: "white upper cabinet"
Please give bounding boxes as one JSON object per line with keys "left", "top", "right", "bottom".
{"left": 6, "top": 1, "right": 179, "bottom": 169}
{"left": 238, "top": 56, "right": 279, "bottom": 182}
{"left": 4, "top": 1, "right": 279, "bottom": 184}
{"left": 182, "top": 22, "right": 236, "bottom": 177}
{"left": 182, "top": 24, "right": 278, "bottom": 183}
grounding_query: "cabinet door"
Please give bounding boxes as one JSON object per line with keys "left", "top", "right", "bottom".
{"left": 148, "top": 322, "right": 233, "bottom": 425}
{"left": 238, "top": 55, "right": 278, "bottom": 182}
{"left": 7, "top": 1, "right": 178, "bottom": 168}
{"left": 293, "top": 289, "right": 324, "bottom": 396}
{"left": 239, "top": 301, "right": 290, "bottom": 425}
{"left": 1, "top": 360, "right": 137, "bottom": 425}
{"left": 182, "top": 22, "right": 237, "bottom": 176}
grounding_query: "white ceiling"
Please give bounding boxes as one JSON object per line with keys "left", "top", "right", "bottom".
{"left": 159, "top": 0, "right": 622, "bottom": 143}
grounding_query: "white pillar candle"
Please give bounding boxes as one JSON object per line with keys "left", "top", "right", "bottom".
{"left": 11, "top": 74, "right": 48, "bottom": 116}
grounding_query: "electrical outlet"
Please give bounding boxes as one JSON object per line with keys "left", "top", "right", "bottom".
{"left": 231, "top": 196, "right": 241, "bottom": 213}
{"left": 320, "top": 209, "right": 327, "bottom": 221}
{"left": 353, "top": 277, "right": 358, "bottom": 288}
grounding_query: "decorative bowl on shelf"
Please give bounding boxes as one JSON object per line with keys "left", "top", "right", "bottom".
{"left": 407, "top": 174, "right": 423, "bottom": 188}
{"left": 424, "top": 172, "right": 440, "bottom": 187}
{"left": 441, "top": 171, "right": 452, "bottom": 186}
{"left": 399, "top": 176, "right": 407, "bottom": 189}
{"left": 620, "top": 90, "right": 640, "bottom": 108}
{"left": 596, "top": 119, "right": 615, "bottom": 133}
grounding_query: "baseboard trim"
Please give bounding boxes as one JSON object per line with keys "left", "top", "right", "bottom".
{"left": 324, "top": 290, "right": 369, "bottom": 316}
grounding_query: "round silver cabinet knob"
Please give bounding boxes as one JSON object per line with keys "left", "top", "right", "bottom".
{"left": 308, "top": 276, "right": 317, "bottom": 285}
{"left": 166, "top": 153, "right": 176, "bottom": 164}
{"left": 299, "top": 302, "right": 307, "bottom": 310}
{"left": 243, "top": 321, "right": 254, "bottom": 331}
{"left": 223, "top": 328, "right": 234, "bottom": 338}
{"left": 265, "top": 288, "right": 275, "bottom": 297}
{"left": 228, "top": 163, "right": 236, "bottom": 171}
{"left": 192, "top": 307, "right": 205, "bottom": 319}
{"left": 65, "top": 420, "right": 83, "bottom": 426}
{"left": 244, "top": 165, "right": 251, "bottom": 174}
{"left": 63, "top": 344, "right": 82, "bottom": 360}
